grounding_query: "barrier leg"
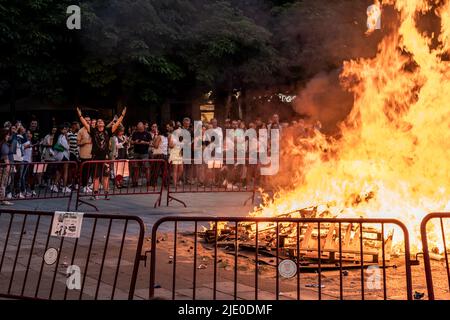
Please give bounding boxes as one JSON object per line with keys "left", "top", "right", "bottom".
{"left": 66, "top": 190, "right": 74, "bottom": 211}
{"left": 168, "top": 194, "right": 187, "bottom": 207}
{"left": 76, "top": 198, "right": 99, "bottom": 212}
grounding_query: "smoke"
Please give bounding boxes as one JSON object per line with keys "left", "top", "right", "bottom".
{"left": 293, "top": 70, "right": 353, "bottom": 133}
{"left": 285, "top": 1, "right": 400, "bottom": 133}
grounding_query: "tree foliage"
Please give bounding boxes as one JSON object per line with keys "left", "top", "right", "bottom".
{"left": 0, "top": 0, "right": 74, "bottom": 100}
{"left": 0, "top": 0, "right": 374, "bottom": 115}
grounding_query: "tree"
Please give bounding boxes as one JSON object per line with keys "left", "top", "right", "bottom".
{"left": 78, "top": 0, "right": 187, "bottom": 107}
{"left": 77, "top": 0, "right": 282, "bottom": 120}
{"left": 175, "top": 1, "right": 281, "bottom": 119}
{"left": 0, "top": 0, "right": 74, "bottom": 119}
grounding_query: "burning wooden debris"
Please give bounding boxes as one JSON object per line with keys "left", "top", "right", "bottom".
{"left": 199, "top": 211, "right": 394, "bottom": 268}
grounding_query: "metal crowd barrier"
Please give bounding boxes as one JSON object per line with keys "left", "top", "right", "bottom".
{"left": 149, "top": 216, "right": 413, "bottom": 300}
{"left": 0, "top": 161, "right": 78, "bottom": 211}
{"left": 75, "top": 159, "right": 167, "bottom": 211}
{"left": 420, "top": 212, "right": 450, "bottom": 300}
{"left": 0, "top": 209, "right": 145, "bottom": 300}
{"left": 166, "top": 158, "right": 259, "bottom": 207}
{"left": 0, "top": 159, "right": 264, "bottom": 210}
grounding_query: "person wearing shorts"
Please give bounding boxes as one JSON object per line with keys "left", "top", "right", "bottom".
{"left": 168, "top": 131, "right": 183, "bottom": 187}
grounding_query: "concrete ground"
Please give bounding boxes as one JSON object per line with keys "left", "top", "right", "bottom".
{"left": 8, "top": 191, "right": 257, "bottom": 231}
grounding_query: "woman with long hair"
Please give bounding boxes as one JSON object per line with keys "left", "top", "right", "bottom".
{"left": 16, "top": 126, "right": 30, "bottom": 198}
{"left": 149, "top": 126, "right": 168, "bottom": 187}
{"left": 168, "top": 128, "right": 183, "bottom": 187}
{"left": 110, "top": 126, "right": 129, "bottom": 188}
{"left": 51, "top": 124, "right": 71, "bottom": 193}
{"left": 41, "top": 126, "right": 57, "bottom": 162}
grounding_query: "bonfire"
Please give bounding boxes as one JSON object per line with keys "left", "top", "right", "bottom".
{"left": 206, "top": 0, "right": 450, "bottom": 258}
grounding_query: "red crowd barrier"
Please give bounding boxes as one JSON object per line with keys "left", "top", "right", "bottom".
{"left": 75, "top": 159, "right": 167, "bottom": 211}
{"left": 166, "top": 158, "right": 259, "bottom": 207}
{"left": 0, "top": 161, "right": 78, "bottom": 211}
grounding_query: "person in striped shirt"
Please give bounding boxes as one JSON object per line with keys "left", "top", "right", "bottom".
{"left": 68, "top": 121, "right": 80, "bottom": 161}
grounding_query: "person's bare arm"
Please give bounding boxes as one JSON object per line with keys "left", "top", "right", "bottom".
{"left": 76, "top": 107, "right": 91, "bottom": 133}
{"left": 153, "top": 135, "right": 161, "bottom": 149}
{"left": 112, "top": 107, "right": 127, "bottom": 133}
{"left": 77, "top": 131, "right": 83, "bottom": 146}
{"left": 168, "top": 135, "right": 175, "bottom": 148}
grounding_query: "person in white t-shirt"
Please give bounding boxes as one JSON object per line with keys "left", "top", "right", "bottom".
{"left": 14, "top": 126, "right": 26, "bottom": 198}
{"left": 22, "top": 132, "right": 33, "bottom": 163}
{"left": 50, "top": 124, "right": 71, "bottom": 194}
{"left": 204, "top": 118, "right": 223, "bottom": 186}
{"left": 17, "top": 130, "right": 34, "bottom": 198}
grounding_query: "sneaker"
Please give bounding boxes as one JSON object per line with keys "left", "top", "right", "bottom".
{"left": 18, "top": 193, "right": 25, "bottom": 199}
{"left": 50, "top": 185, "right": 59, "bottom": 193}
{"left": 226, "top": 183, "right": 238, "bottom": 191}
{"left": 6, "top": 193, "right": 12, "bottom": 199}
{"left": 1, "top": 201, "right": 13, "bottom": 206}
{"left": 62, "top": 187, "right": 72, "bottom": 194}
{"left": 82, "top": 186, "right": 91, "bottom": 193}
{"left": 25, "top": 191, "right": 36, "bottom": 197}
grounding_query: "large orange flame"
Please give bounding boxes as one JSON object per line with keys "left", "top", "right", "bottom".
{"left": 253, "top": 0, "right": 450, "bottom": 252}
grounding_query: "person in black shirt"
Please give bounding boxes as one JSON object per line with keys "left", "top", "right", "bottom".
{"left": 130, "top": 122, "right": 151, "bottom": 186}
{"left": 29, "top": 120, "right": 41, "bottom": 162}
{"left": 77, "top": 106, "right": 127, "bottom": 199}
{"left": 131, "top": 122, "right": 151, "bottom": 157}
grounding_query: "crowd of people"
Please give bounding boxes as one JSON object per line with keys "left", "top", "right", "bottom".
{"left": 0, "top": 107, "right": 321, "bottom": 205}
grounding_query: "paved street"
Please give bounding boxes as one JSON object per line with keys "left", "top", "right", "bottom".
{"left": 8, "top": 191, "right": 258, "bottom": 231}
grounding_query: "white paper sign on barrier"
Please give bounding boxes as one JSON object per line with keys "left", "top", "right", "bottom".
{"left": 51, "top": 211, "right": 84, "bottom": 238}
